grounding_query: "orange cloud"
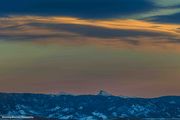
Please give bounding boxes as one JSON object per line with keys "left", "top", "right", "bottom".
{"left": 1, "top": 16, "right": 180, "bottom": 35}
{"left": 0, "top": 16, "right": 180, "bottom": 52}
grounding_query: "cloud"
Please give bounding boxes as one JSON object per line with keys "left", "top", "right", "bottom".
{"left": 28, "top": 23, "right": 169, "bottom": 38}
{"left": 0, "top": 16, "right": 180, "bottom": 49}
{"left": 152, "top": 0, "right": 180, "bottom": 7}
{"left": 1, "top": 0, "right": 180, "bottom": 24}
{"left": 148, "top": 12, "right": 180, "bottom": 24}
{"left": 0, "top": 0, "right": 154, "bottom": 19}
{"left": 142, "top": 0, "right": 180, "bottom": 24}
{"left": 0, "top": 22, "right": 167, "bottom": 45}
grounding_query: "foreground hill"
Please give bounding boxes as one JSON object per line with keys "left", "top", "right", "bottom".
{"left": 0, "top": 92, "right": 179, "bottom": 120}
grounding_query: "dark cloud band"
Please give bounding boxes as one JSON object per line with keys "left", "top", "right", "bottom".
{"left": 1, "top": 21, "right": 179, "bottom": 45}
{"left": 0, "top": 0, "right": 154, "bottom": 19}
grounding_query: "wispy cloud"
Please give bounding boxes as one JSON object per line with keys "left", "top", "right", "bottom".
{"left": 147, "top": 12, "right": 180, "bottom": 24}
{"left": 0, "top": 16, "right": 180, "bottom": 51}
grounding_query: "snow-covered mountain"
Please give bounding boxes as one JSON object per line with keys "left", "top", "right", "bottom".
{"left": 0, "top": 92, "right": 179, "bottom": 120}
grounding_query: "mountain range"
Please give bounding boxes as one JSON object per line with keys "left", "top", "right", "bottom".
{"left": 0, "top": 91, "right": 179, "bottom": 120}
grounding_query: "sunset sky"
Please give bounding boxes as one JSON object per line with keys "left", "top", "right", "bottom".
{"left": 0, "top": 0, "right": 180, "bottom": 97}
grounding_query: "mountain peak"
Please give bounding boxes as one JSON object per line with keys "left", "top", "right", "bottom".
{"left": 97, "top": 90, "right": 112, "bottom": 96}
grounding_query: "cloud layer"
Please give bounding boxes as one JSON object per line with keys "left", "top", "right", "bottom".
{"left": 0, "top": 16, "right": 180, "bottom": 49}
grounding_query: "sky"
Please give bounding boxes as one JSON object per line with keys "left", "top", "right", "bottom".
{"left": 0, "top": 0, "right": 180, "bottom": 97}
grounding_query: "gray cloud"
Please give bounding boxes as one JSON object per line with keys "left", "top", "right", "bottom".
{"left": 148, "top": 12, "right": 180, "bottom": 24}
{"left": 1, "top": 22, "right": 179, "bottom": 45}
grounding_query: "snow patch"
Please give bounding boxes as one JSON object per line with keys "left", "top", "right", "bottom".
{"left": 92, "top": 112, "right": 107, "bottom": 119}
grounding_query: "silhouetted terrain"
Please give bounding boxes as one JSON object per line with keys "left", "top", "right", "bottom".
{"left": 0, "top": 91, "right": 179, "bottom": 120}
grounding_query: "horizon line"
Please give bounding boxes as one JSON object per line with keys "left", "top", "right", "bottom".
{"left": 0, "top": 91, "right": 179, "bottom": 99}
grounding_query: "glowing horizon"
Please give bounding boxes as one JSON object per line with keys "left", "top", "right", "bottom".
{"left": 0, "top": 0, "right": 180, "bottom": 97}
